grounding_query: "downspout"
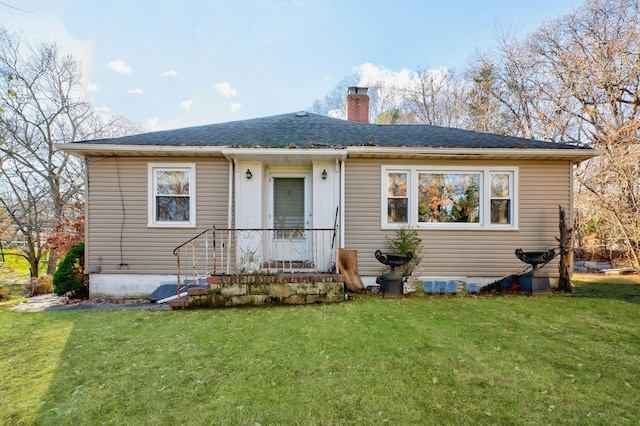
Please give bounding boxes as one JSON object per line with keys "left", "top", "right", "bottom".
{"left": 340, "top": 157, "right": 346, "bottom": 248}
{"left": 569, "top": 161, "right": 575, "bottom": 225}
{"left": 229, "top": 158, "right": 235, "bottom": 229}
{"left": 84, "top": 158, "right": 90, "bottom": 272}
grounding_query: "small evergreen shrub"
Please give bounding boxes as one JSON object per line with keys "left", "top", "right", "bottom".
{"left": 53, "top": 242, "right": 88, "bottom": 297}
{"left": 386, "top": 227, "right": 423, "bottom": 277}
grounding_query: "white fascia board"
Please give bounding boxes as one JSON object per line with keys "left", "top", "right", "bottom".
{"left": 54, "top": 143, "right": 228, "bottom": 158}
{"left": 221, "top": 148, "right": 348, "bottom": 161}
{"left": 345, "top": 146, "right": 602, "bottom": 163}
{"left": 55, "top": 143, "right": 602, "bottom": 164}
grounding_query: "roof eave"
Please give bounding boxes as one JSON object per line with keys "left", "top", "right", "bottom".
{"left": 345, "top": 146, "right": 602, "bottom": 163}
{"left": 55, "top": 143, "right": 603, "bottom": 164}
{"left": 55, "top": 144, "right": 229, "bottom": 158}
{"left": 221, "top": 148, "right": 348, "bottom": 163}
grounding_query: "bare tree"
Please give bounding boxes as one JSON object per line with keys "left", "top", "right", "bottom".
{"left": 467, "top": 0, "right": 640, "bottom": 267}
{"left": 0, "top": 2, "right": 34, "bottom": 13}
{"left": 529, "top": 0, "right": 640, "bottom": 268}
{"left": 464, "top": 63, "right": 503, "bottom": 133}
{"left": 310, "top": 2, "right": 640, "bottom": 268}
{"left": 0, "top": 28, "right": 141, "bottom": 277}
{"left": 310, "top": 75, "right": 359, "bottom": 119}
{"left": 311, "top": 66, "right": 465, "bottom": 126}
{"left": 403, "top": 66, "right": 467, "bottom": 127}
{"left": 373, "top": 108, "right": 416, "bottom": 125}
{"left": 466, "top": 28, "right": 557, "bottom": 139}
{"left": 310, "top": 69, "right": 413, "bottom": 123}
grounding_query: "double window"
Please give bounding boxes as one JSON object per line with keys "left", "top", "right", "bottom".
{"left": 148, "top": 163, "right": 196, "bottom": 227}
{"left": 383, "top": 166, "right": 517, "bottom": 229}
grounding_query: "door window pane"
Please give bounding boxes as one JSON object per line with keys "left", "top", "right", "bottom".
{"left": 274, "top": 178, "right": 305, "bottom": 238}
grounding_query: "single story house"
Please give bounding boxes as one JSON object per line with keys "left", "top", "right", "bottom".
{"left": 57, "top": 87, "right": 598, "bottom": 298}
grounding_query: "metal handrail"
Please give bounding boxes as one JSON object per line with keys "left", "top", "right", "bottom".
{"left": 173, "top": 226, "right": 339, "bottom": 298}
{"left": 172, "top": 229, "right": 210, "bottom": 255}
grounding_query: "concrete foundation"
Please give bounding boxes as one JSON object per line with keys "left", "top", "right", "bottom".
{"left": 518, "top": 270, "right": 552, "bottom": 295}
{"left": 188, "top": 274, "right": 345, "bottom": 308}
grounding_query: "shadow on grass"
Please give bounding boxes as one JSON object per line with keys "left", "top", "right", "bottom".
{"left": 572, "top": 277, "right": 640, "bottom": 304}
{"left": 19, "top": 287, "right": 640, "bottom": 425}
{"left": 31, "top": 311, "right": 183, "bottom": 424}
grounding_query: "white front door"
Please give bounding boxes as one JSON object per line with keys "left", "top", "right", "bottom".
{"left": 268, "top": 172, "right": 311, "bottom": 265}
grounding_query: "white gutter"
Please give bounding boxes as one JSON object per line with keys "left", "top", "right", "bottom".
{"left": 55, "top": 143, "right": 229, "bottom": 158}
{"left": 57, "top": 143, "right": 600, "bottom": 163}
{"left": 345, "top": 146, "right": 603, "bottom": 163}
{"left": 57, "top": 144, "right": 350, "bottom": 161}
{"left": 221, "top": 148, "right": 348, "bottom": 163}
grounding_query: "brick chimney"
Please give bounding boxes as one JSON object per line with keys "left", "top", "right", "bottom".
{"left": 346, "top": 87, "right": 369, "bottom": 123}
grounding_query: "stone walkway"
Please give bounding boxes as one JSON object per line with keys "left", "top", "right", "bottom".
{"left": 9, "top": 294, "right": 170, "bottom": 312}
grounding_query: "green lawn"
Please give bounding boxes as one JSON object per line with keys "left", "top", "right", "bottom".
{"left": 0, "top": 249, "right": 49, "bottom": 281}
{"left": 1, "top": 274, "right": 638, "bottom": 425}
{"left": 1, "top": 252, "right": 50, "bottom": 302}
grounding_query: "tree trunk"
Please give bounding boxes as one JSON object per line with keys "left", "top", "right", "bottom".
{"left": 46, "top": 251, "right": 58, "bottom": 276}
{"left": 27, "top": 247, "right": 39, "bottom": 279}
{"left": 557, "top": 205, "right": 573, "bottom": 293}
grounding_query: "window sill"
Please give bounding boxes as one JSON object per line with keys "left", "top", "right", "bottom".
{"left": 381, "top": 224, "right": 519, "bottom": 231}
{"left": 147, "top": 222, "right": 196, "bottom": 228}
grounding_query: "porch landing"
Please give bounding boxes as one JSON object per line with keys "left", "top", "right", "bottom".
{"left": 168, "top": 273, "right": 345, "bottom": 309}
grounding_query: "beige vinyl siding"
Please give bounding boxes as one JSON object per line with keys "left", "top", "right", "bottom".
{"left": 344, "top": 158, "right": 571, "bottom": 279}
{"left": 86, "top": 156, "right": 229, "bottom": 275}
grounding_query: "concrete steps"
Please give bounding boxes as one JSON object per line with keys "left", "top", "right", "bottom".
{"left": 166, "top": 286, "right": 209, "bottom": 308}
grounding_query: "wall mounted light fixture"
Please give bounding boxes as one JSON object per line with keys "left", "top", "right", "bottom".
{"left": 322, "top": 169, "right": 327, "bottom": 180}
{"left": 246, "top": 169, "right": 252, "bottom": 179}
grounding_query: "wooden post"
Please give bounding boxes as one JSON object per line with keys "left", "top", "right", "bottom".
{"left": 557, "top": 205, "right": 573, "bottom": 293}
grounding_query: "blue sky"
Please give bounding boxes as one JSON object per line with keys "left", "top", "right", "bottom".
{"left": 3, "top": 0, "right": 583, "bottom": 131}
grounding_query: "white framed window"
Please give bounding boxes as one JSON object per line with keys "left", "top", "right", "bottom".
{"left": 148, "top": 163, "right": 196, "bottom": 227}
{"left": 381, "top": 166, "right": 518, "bottom": 230}
{"left": 386, "top": 171, "right": 409, "bottom": 224}
{"left": 417, "top": 172, "right": 481, "bottom": 225}
{"left": 489, "top": 172, "right": 512, "bottom": 225}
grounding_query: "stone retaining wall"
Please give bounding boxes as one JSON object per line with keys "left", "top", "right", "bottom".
{"left": 189, "top": 274, "right": 345, "bottom": 308}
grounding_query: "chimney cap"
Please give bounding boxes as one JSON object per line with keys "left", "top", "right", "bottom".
{"left": 348, "top": 87, "right": 368, "bottom": 95}
{"left": 346, "top": 87, "right": 370, "bottom": 123}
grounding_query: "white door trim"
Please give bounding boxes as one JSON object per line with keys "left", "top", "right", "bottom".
{"left": 267, "top": 169, "right": 312, "bottom": 264}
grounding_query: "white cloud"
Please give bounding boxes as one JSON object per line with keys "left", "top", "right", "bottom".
{"left": 127, "top": 88, "right": 144, "bottom": 95}
{"left": 161, "top": 70, "right": 178, "bottom": 77}
{"left": 95, "top": 106, "right": 110, "bottom": 113}
{"left": 178, "top": 100, "right": 193, "bottom": 111}
{"left": 213, "top": 81, "right": 239, "bottom": 98}
{"left": 87, "top": 82, "right": 98, "bottom": 93}
{"left": 355, "top": 63, "right": 412, "bottom": 91}
{"left": 230, "top": 102, "right": 242, "bottom": 113}
{"left": 107, "top": 59, "right": 133, "bottom": 75}
{"left": 352, "top": 63, "right": 459, "bottom": 114}
{"left": 144, "top": 117, "right": 159, "bottom": 131}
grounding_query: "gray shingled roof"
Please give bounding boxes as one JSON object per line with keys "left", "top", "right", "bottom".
{"left": 77, "top": 111, "right": 587, "bottom": 151}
